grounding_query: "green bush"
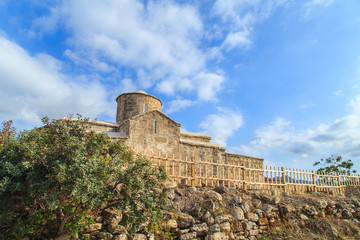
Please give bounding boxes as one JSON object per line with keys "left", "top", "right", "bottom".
{"left": 0, "top": 117, "right": 167, "bottom": 239}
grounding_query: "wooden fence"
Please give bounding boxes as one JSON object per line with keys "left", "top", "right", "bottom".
{"left": 142, "top": 152, "right": 360, "bottom": 194}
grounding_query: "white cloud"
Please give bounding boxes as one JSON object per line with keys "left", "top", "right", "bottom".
{"left": 213, "top": 0, "right": 288, "bottom": 50}
{"left": 0, "top": 35, "right": 113, "bottom": 125}
{"left": 200, "top": 108, "right": 243, "bottom": 146}
{"left": 165, "top": 98, "right": 197, "bottom": 114}
{"left": 304, "top": 0, "right": 335, "bottom": 17}
{"left": 32, "top": 0, "right": 227, "bottom": 104}
{"left": 221, "top": 30, "right": 251, "bottom": 50}
{"left": 232, "top": 97, "right": 360, "bottom": 160}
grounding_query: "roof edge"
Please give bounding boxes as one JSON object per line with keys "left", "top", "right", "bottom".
{"left": 115, "top": 91, "right": 162, "bottom": 106}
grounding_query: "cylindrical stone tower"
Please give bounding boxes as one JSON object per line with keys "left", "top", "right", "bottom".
{"left": 116, "top": 90, "right": 162, "bottom": 123}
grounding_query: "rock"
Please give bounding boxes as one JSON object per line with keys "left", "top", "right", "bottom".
{"left": 103, "top": 208, "right": 122, "bottom": 233}
{"left": 258, "top": 218, "right": 269, "bottom": 226}
{"left": 342, "top": 209, "right": 353, "bottom": 219}
{"left": 233, "top": 207, "right": 245, "bottom": 221}
{"left": 112, "top": 233, "right": 127, "bottom": 240}
{"left": 246, "top": 212, "right": 259, "bottom": 222}
{"left": 203, "top": 200, "right": 216, "bottom": 212}
{"left": 178, "top": 229, "right": 190, "bottom": 234}
{"left": 253, "top": 199, "right": 262, "bottom": 208}
{"left": 205, "top": 232, "right": 229, "bottom": 240}
{"left": 177, "top": 212, "right": 195, "bottom": 228}
{"left": 302, "top": 205, "right": 318, "bottom": 217}
{"left": 220, "top": 222, "right": 231, "bottom": 233}
{"left": 163, "top": 181, "right": 178, "bottom": 189}
{"left": 228, "top": 187, "right": 239, "bottom": 194}
{"left": 243, "top": 221, "right": 256, "bottom": 231}
{"left": 147, "top": 233, "right": 155, "bottom": 240}
{"left": 230, "top": 195, "right": 242, "bottom": 205}
{"left": 215, "top": 214, "right": 233, "bottom": 224}
{"left": 279, "top": 204, "right": 293, "bottom": 217}
{"left": 260, "top": 194, "right": 273, "bottom": 204}
{"left": 336, "top": 202, "right": 347, "bottom": 210}
{"left": 253, "top": 209, "right": 264, "bottom": 218}
{"left": 282, "top": 192, "right": 289, "bottom": 197}
{"left": 273, "top": 196, "right": 281, "bottom": 205}
{"left": 231, "top": 221, "right": 243, "bottom": 232}
{"left": 165, "top": 188, "right": 176, "bottom": 200}
{"left": 206, "top": 190, "right": 223, "bottom": 202}
{"left": 84, "top": 223, "right": 102, "bottom": 233}
{"left": 312, "top": 198, "right": 328, "bottom": 209}
{"left": 353, "top": 219, "right": 360, "bottom": 225}
{"left": 353, "top": 199, "right": 360, "bottom": 207}
{"left": 300, "top": 214, "right": 309, "bottom": 220}
{"left": 209, "top": 223, "right": 221, "bottom": 233}
{"left": 96, "top": 232, "right": 113, "bottom": 240}
{"left": 240, "top": 201, "right": 252, "bottom": 213}
{"left": 327, "top": 199, "right": 336, "bottom": 208}
{"left": 251, "top": 192, "right": 261, "bottom": 200}
{"left": 290, "top": 219, "right": 299, "bottom": 227}
{"left": 132, "top": 233, "right": 147, "bottom": 240}
{"left": 175, "top": 188, "right": 186, "bottom": 197}
{"left": 179, "top": 232, "right": 197, "bottom": 240}
{"left": 166, "top": 219, "right": 178, "bottom": 229}
{"left": 107, "top": 224, "right": 127, "bottom": 235}
{"left": 262, "top": 204, "right": 274, "bottom": 214}
{"left": 202, "top": 211, "right": 215, "bottom": 226}
{"left": 248, "top": 229, "right": 259, "bottom": 236}
{"left": 191, "top": 223, "right": 209, "bottom": 236}
{"left": 187, "top": 187, "right": 197, "bottom": 193}
{"left": 214, "top": 185, "right": 228, "bottom": 194}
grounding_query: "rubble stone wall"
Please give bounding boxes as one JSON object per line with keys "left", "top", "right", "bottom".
{"left": 84, "top": 186, "right": 360, "bottom": 240}
{"left": 124, "top": 111, "right": 181, "bottom": 156}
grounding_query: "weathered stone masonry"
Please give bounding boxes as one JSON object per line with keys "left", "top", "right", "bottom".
{"left": 88, "top": 90, "right": 264, "bottom": 172}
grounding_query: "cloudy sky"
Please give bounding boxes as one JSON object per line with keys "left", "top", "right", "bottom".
{"left": 1, "top": 0, "right": 360, "bottom": 171}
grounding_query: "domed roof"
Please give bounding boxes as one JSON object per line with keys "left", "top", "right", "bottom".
{"left": 135, "top": 90, "right": 147, "bottom": 94}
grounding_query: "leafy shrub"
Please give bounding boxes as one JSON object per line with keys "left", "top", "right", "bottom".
{"left": 0, "top": 117, "right": 167, "bottom": 239}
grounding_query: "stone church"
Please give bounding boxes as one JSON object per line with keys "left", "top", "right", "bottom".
{"left": 85, "top": 90, "right": 263, "bottom": 169}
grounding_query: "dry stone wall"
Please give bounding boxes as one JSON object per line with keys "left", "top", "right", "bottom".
{"left": 83, "top": 186, "right": 360, "bottom": 240}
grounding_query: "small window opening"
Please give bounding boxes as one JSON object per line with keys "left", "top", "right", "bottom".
{"left": 154, "top": 120, "right": 158, "bottom": 135}
{"left": 144, "top": 103, "right": 148, "bottom": 113}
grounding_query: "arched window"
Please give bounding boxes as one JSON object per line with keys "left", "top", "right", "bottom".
{"left": 144, "top": 103, "right": 148, "bottom": 113}
{"left": 154, "top": 120, "right": 158, "bottom": 135}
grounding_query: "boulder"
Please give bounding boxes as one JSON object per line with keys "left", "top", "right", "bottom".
{"left": 177, "top": 212, "right": 195, "bottom": 228}
{"left": 84, "top": 223, "right": 102, "bottom": 233}
{"left": 179, "top": 232, "right": 197, "bottom": 240}
{"left": 206, "top": 190, "right": 223, "bottom": 202}
{"left": 191, "top": 223, "right": 209, "bottom": 236}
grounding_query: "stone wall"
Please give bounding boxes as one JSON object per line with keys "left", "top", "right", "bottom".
{"left": 86, "top": 120, "right": 119, "bottom": 133}
{"left": 179, "top": 141, "right": 226, "bottom": 179}
{"left": 83, "top": 186, "right": 360, "bottom": 240}
{"left": 225, "top": 153, "right": 263, "bottom": 169}
{"left": 116, "top": 92, "right": 162, "bottom": 123}
{"left": 180, "top": 132, "right": 212, "bottom": 143}
{"left": 124, "top": 110, "right": 181, "bottom": 156}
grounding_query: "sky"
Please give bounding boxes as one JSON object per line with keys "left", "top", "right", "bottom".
{"left": 1, "top": 0, "right": 360, "bottom": 171}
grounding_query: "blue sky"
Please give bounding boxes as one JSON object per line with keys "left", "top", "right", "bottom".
{"left": 1, "top": 0, "right": 360, "bottom": 171}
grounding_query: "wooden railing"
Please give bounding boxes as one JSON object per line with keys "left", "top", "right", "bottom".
{"left": 142, "top": 151, "right": 360, "bottom": 194}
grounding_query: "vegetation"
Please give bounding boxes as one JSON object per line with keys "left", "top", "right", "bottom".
{"left": 0, "top": 117, "right": 167, "bottom": 239}
{"left": 314, "top": 155, "right": 357, "bottom": 175}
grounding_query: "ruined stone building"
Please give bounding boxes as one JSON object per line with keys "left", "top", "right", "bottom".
{"left": 86, "top": 90, "right": 263, "bottom": 170}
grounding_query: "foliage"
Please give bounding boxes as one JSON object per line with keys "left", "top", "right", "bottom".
{"left": 0, "top": 117, "right": 167, "bottom": 239}
{"left": 314, "top": 155, "right": 357, "bottom": 175}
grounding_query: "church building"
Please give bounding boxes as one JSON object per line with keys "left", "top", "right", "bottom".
{"left": 84, "top": 90, "right": 263, "bottom": 169}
